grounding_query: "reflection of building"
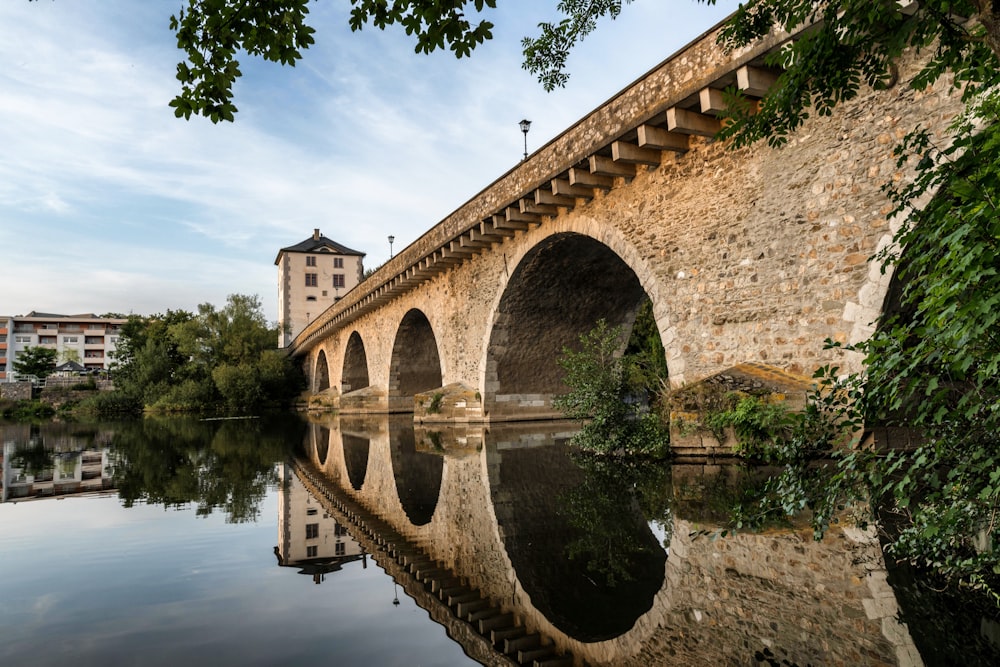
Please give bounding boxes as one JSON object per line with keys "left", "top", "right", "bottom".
{"left": 2, "top": 312, "right": 126, "bottom": 379}
{"left": 276, "top": 463, "right": 366, "bottom": 583}
{"left": 275, "top": 229, "right": 365, "bottom": 347}
{"left": 1, "top": 439, "right": 114, "bottom": 503}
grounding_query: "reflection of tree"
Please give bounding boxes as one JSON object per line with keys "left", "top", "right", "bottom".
{"left": 109, "top": 415, "right": 303, "bottom": 522}
{"left": 559, "top": 453, "right": 672, "bottom": 586}
{"left": 11, "top": 439, "right": 53, "bottom": 477}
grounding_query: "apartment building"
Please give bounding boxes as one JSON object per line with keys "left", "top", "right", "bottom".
{"left": 276, "top": 229, "right": 365, "bottom": 347}
{"left": 1, "top": 312, "right": 126, "bottom": 380}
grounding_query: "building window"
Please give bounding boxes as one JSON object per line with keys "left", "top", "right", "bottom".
{"left": 306, "top": 523, "right": 319, "bottom": 539}
{"left": 305, "top": 273, "right": 318, "bottom": 287}
{"left": 334, "top": 257, "right": 344, "bottom": 268}
{"left": 306, "top": 296, "right": 317, "bottom": 302}
{"left": 15, "top": 336, "right": 30, "bottom": 343}
{"left": 307, "top": 546, "right": 318, "bottom": 558}
{"left": 333, "top": 274, "right": 345, "bottom": 289}
{"left": 307, "top": 508, "right": 318, "bottom": 516}
{"left": 64, "top": 336, "right": 78, "bottom": 343}
{"left": 334, "top": 523, "right": 349, "bottom": 537}
{"left": 306, "top": 256, "right": 316, "bottom": 266}
{"left": 335, "top": 542, "right": 346, "bottom": 556}
{"left": 85, "top": 351, "right": 103, "bottom": 358}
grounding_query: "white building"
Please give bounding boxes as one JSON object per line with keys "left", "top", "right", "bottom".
{"left": 275, "top": 229, "right": 365, "bottom": 347}
{"left": 2, "top": 312, "right": 126, "bottom": 380}
{"left": 276, "top": 463, "right": 367, "bottom": 584}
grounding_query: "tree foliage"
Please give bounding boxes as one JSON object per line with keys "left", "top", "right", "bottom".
{"left": 12, "top": 346, "right": 58, "bottom": 379}
{"left": 555, "top": 318, "right": 668, "bottom": 457}
{"left": 93, "top": 294, "right": 303, "bottom": 415}
{"left": 711, "top": 0, "right": 1000, "bottom": 148}
{"left": 165, "top": 0, "right": 643, "bottom": 121}
{"left": 710, "top": 1, "right": 1000, "bottom": 604}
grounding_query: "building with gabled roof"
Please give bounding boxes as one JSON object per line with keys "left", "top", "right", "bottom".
{"left": 276, "top": 229, "right": 365, "bottom": 347}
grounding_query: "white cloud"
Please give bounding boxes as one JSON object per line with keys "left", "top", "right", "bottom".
{"left": 0, "top": 0, "right": 739, "bottom": 322}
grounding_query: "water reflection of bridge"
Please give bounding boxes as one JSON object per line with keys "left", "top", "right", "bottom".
{"left": 296, "top": 415, "right": 923, "bottom": 667}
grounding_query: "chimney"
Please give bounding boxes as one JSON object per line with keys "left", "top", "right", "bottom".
{"left": 313, "top": 228, "right": 320, "bottom": 240}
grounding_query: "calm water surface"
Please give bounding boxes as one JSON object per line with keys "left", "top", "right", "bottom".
{"left": 2, "top": 416, "right": 997, "bottom": 666}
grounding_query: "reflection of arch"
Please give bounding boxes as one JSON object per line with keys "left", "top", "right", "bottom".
{"left": 389, "top": 421, "right": 442, "bottom": 526}
{"left": 490, "top": 440, "right": 665, "bottom": 641}
{"left": 314, "top": 349, "right": 331, "bottom": 392}
{"left": 315, "top": 426, "right": 330, "bottom": 465}
{"left": 389, "top": 310, "right": 442, "bottom": 410}
{"left": 485, "top": 233, "right": 651, "bottom": 405}
{"left": 342, "top": 332, "right": 370, "bottom": 393}
{"left": 342, "top": 434, "right": 370, "bottom": 490}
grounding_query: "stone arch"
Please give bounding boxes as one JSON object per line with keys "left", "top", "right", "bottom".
{"left": 314, "top": 349, "right": 331, "bottom": 393}
{"left": 487, "top": 435, "right": 666, "bottom": 641}
{"left": 341, "top": 331, "right": 370, "bottom": 393}
{"left": 342, "top": 434, "right": 370, "bottom": 491}
{"left": 484, "top": 231, "right": 655, "bottom": 420}
{"left": 315, "top": 425, "right": 330, "bottom": 466}
{"left": 389, "top": 309, "right": 443, "bottom": 413}
{"left": 389, "top": 421, "right": 442, "bottom": 526}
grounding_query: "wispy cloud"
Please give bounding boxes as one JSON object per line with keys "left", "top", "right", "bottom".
{"left": 0, "top": 0, "right": 738, "bottom": 320}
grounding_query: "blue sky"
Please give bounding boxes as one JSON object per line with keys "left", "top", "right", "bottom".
{"left": 1, "top": 1, "right": 738, "bottom": 322}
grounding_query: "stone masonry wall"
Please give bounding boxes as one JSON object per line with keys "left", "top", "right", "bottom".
{"left": 300, "top": 34, "right": 964, "bottom": 405}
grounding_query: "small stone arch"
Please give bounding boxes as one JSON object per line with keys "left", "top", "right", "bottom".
{"left": 388, "top": 309, "right": 443, "bottom": 413}
{"left": 314, "top": 349, "right": 331, "bottom": 393}
{"left": 342, "top": 331, "right": 370, "bottom": 393}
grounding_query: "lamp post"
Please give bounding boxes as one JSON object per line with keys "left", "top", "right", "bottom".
{"left": 519, "top": 119, "right": 531, "bottom": 160}
{"left": 388, "top": 235, "right": 395, "bottom": 258}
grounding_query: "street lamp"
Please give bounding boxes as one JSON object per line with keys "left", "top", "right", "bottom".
{"left": 519, "top": 119, "right": 531, "bottom": 160}
{"left": 388, "top": 235, "right": 395, "bottom": 258}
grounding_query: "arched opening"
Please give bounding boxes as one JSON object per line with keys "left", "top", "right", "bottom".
{"left": 342, "top": 331, "right": 370, "bottom": 393}
{"left": 389, "top": 309, "right": 443, "bottom": 412}
{"left": 314, "top": 349, "right": 331, "bottom": 393}
{"left": 489, "top": 434, "right": 666, "bottom": 641}
{"left": 342, "top": 434, "right": 370, "bottom": 490}
{"left": 389, "top": 419, "right": 442, "bottom": 526}
{"left": 486, "top": 233, "right": 657, "bottom": 419}
{"left": 314, "top": 425, "right": 330, "bottom": 465}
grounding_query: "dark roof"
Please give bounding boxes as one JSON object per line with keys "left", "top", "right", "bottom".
{"left": 54, "top": 361, "right": 87, "bottom": 372}
{"left": 274, "top": 233, "right": 365, "bottom": 265}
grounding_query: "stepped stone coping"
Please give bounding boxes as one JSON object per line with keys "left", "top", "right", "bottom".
{"left": 291, "top": 456, "right": 581, "bottom": 666}
{"left": 288, "top": 11, "right": 802, "bottom": 357}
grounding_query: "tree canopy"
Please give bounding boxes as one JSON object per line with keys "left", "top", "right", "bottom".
{"left": 85, "top": 294, "right": 303, "bottom": 416}
{"left": 168, "top": 0, "right": 639, "bottom": 122}
{"left": 12, "top": 346, "right": 58, "bottom": 380}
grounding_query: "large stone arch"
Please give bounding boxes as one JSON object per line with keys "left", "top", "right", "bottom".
{"left": 389, "top": 309, "right": 443, "bottom": 413}
{"left": 314, "top": 349, "right": 331, "bottom": 393}
{"left": 342, "top": 331, "right": 370, "bottom": 393}
{"left": 483, "top": 230, "right": 657, "bottom": 421}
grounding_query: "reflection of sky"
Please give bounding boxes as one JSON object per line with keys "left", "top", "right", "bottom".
{"left": 0, "top": 492, "right": 476, "bottom": 667}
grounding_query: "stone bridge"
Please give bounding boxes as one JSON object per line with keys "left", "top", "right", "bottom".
{"left": 289, "top": 13, "right": 962, "bottom": 425}
{"left": 293, "top": 416, "right": 922, "bottom": 666}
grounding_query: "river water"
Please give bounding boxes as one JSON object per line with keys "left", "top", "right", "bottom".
{"left": 1, "top": 415, "right": 997, "bottom": 666}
